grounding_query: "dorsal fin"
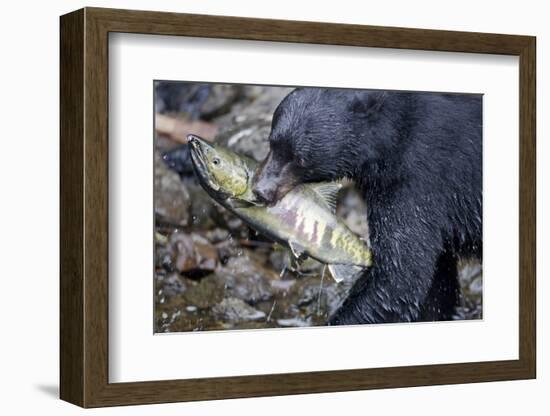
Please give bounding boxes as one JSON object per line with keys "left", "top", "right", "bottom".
{"left": 308, "top": 182, "right": 343, "bottom": 213}
{"left": 288, "top": 240, "right": 307, "bottom": 260}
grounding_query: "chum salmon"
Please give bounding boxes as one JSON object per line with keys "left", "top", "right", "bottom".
{"left": 188, "top": 134, "right": 372, "bottom": 283}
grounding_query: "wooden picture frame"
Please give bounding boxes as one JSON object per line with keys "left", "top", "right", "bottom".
{"left": 60, "top": 7, "right": 536, "bottom": 408}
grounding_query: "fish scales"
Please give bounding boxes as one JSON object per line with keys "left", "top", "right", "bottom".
{"left": 245, "top": 187, "right": 364, "bottom": 266}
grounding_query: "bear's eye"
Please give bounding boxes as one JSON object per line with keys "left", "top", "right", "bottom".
{"left": 296, "top": 156, "right": 307, "bottom": 168}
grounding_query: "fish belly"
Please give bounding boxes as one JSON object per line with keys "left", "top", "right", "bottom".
{"left": 234, "top": 196, "right": 370, "bottom": 267}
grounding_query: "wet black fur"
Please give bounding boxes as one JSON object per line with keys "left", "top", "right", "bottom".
{"left": 256, "top": 88, "right": 482, "bottom": 324}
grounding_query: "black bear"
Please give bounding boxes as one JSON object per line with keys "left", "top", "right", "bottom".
{"left": 252, "top": 88, "right": 482, "bottom": 324}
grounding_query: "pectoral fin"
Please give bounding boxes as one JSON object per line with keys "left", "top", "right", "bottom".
{"left": 227, "top": 198, "right": 257, "bottom": 209}
{"left": 289, "top": 254, "right": 306, "bottom": 273}
{"left": 288, "top": 240, "right": 307, "bottom": 259}
{"left": 328, "top": 264, "right": 363, "bottom": 284}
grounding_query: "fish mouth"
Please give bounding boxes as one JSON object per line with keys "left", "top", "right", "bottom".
{"left": 188, "top": 137, "right": 211, "bottom": 181}
{"left": 188, "top": 134, "right": 221, "bottom": 193}
{"left": 187, "top": 134, "right": 208, "bottom": 157}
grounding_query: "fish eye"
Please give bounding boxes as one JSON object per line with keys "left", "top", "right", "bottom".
{"left": 213, "top": 157, "right": 220, "bottom": 165}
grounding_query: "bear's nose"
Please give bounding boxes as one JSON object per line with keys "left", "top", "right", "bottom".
{"left": 253, "top": 182, "right": 277, "bottom": 204}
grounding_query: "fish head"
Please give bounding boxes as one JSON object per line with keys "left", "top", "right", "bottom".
{"left": 188, "top": 134, "right": 251, "bottom": 201}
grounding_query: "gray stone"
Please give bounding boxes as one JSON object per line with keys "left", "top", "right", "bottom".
{"left": 212, "top": 298, "right": 266, "bottom": 322}
{"left": 154, "top": 152, "right": 191, "bottom": 226}
{"left": 159, "top": 273, "right": 187, "bottom": 297}
{"left": 214, "top": 255, "right": 277, "bottom": 304}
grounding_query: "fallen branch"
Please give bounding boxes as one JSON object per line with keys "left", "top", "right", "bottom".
{"left": 155, "top": 113, "right": 218, "bottom": 143}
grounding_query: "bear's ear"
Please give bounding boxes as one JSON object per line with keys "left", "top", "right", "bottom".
{"left": 348, "top": 91, "right": 388, "bottom": 117}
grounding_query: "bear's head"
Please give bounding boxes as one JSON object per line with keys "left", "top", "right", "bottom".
{"left": 252, "top": 87, "right": 389, "bottom": 203}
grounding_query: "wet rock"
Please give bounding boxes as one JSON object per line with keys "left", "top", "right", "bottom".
{"left": 155, "top": 152, "right": 191, "bottom": 226}
{"left": 155, "top": 307, "right": 185, "bottom": 332}
{"left": 297, "top": 284, "right": 321, "bottom": 307}
{"left": 214, "top": 255, "right": 277, "bottom": 304}
{"left": 281, "top": 272, "right": 352, "bottom": 320}
{"left": 183, "top": 177, "right": 250, "bottom": 232}
{"left": 338, "top": 186, "right": 370, "bottom": 241}
{"left": 200, "top": 85, "right": 244, "bottom": 119}
{"left": 276, "top": 317, "right": 311, "bottom": 327}
{"left": 185, "top": 179, "right": 218, "bottom": 229}
{"left": 271, "top": 279, "right": 296, "bottom": 292}
{"left": 214, "top": 86, "right": 293, "bottom": 128}
{"left": 268, "top": 249, "right": 288, "bottom": 272}
{"left": 155, "top": 82, "right": 243, "bottom": 119}
{"left": 154, "top": 293, "right": 229, "bottom": 333}
{"left": 155, "top": 232, "right": 175, "bottom": 271}
{"left": 469, "top": 275, "right": 482, "bottom": 295}
{"left": 161, "top": 145, "right": 194, "bottom": 178}
{"left": 183, "top": 274, "right": 225, "bottom": 309}
{"left": 158, "top": 273, "right": 187, "bottom": 297}
{"left": 215, "top": 240, "right": 238, "bottom": 265}
{"left": 172, "top": 232, "right": 218, "bottom": 276}
{"left": 212, "top": 231, "right": 270, "bottom": 266}
{"left": 155, "top": 134, "right": 180, "bottom": 154}
{"left": 456, "top": 259, "right": 483, "bottom": 319}
{"left": 212, "top": 298, "right": 266, "bottom": 322}
{"left": 322, "top": 280, "right": 354, "bottom": 316}
{"left": 224, "top": 214, "right": 246, "bottom": 232}
{"left": 205, "top": 228, "right": 230, "bottom": 244}
{"left": 458, "top": 261, "right": 482, "bottom": 287}
{"left": 214, "top": 86, "right": 294, "bottom": 162}
{"left": 217, "top": 121, "right": 272, "bottom": 162}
